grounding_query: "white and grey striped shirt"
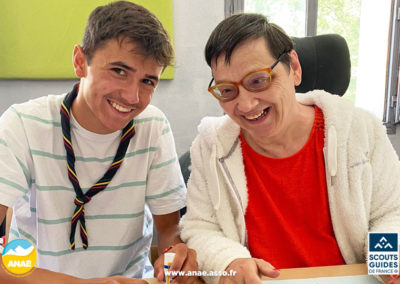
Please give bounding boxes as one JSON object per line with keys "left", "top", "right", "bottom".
{"left": 0, "top": 94, "right": 186, "bottom": 279}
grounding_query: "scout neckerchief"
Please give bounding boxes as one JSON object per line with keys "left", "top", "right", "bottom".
{"left": 60, "top": 84, "right": 135, "bottom": 250}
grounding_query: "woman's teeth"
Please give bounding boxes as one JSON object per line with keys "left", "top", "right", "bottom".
{"left": 110, "top": 101, "right": 131, "bottom": 113}
{"left": 245, "top": 107, "right": 269, "bottom": 120}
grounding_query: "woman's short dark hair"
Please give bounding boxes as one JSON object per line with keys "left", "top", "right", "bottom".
{"left": 205, "top": 13, "right": 293, "bottom": 68}
{"left": 82, "top": 1, "right": 174, "bottom": 67}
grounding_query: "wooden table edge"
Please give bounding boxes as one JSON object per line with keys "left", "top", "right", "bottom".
{"left": 144, "top": 264, "right": 368, "bottom": 283}
{"left": 262, "top": 263, "right": 368, "bottom": 281}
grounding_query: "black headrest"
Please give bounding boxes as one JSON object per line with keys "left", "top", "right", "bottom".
{"left": 293, "top": 34, "right": 351, "bottom": 96}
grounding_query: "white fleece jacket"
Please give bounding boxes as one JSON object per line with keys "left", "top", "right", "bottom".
{"left": 180, "top": 90, "right": 400, "bottom": 284}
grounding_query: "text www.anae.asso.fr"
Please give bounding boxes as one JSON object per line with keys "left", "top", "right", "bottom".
{"left": 165, "top": 269, "right": 237, "bottom": 277}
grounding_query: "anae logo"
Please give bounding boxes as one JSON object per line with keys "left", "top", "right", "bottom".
{"left": 1, "top": 238, "right": 37, "bottom": 276}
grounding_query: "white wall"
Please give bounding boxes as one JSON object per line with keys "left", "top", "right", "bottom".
{"left": 355, "top": 0, "right": 400, "bottom": 157}
{"left": 355, "top": 0, "right": 391, "bottom": 119}
{"left": 0, "top": 0, "right": 224, "bottom": 157}
{"left": 152, "top": 0, "right": 224, "bottom": 156}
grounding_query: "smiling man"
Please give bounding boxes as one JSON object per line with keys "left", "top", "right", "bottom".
{"left": 0, "top": 1, "right": 197, "bottom": 283}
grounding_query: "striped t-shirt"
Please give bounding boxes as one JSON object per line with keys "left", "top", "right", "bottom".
{"left": 0, "top": 94, "right": 186, "bottom": 279}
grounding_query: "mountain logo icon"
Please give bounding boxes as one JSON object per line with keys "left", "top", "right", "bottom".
{"left": 369, "top": 233, "right": 398, "bottom": 252}
{"left": 374, "top": 237, "right": 393, "bottom": 249}
{"left": 1, "top": 238, "right": 37, "bottom": 276}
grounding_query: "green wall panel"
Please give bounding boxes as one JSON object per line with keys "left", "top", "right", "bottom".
{"left": 0, "top": 0, "right": 174, "bottom": 79}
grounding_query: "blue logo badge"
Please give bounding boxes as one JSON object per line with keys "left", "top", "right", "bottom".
{"left": 369, "top": 233, "right": 398, "bottom": 252}
{"left": 368, "top": 232, "right": 399, "bottom": 275}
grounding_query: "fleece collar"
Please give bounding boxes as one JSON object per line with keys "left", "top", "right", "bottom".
{"left": 198, "top": 90, "right": 354, "bottom": 159}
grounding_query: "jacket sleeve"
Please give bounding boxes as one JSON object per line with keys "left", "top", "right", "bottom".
{"left": 180, "top": 135, "right": 251, "bottom": 284}
{"left": 367, "top": 114, "right": 400, "bottom": 246}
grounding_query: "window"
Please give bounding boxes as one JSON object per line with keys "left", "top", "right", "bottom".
{"left": 226, "top": 0, "right": 398, "bottom": 131}
{"left": 384, "top": 0, "right": 400, "bottom": 133}
{"left": 244, "top": 0, "right": 306, "bottom": 37}
{"left": 317, "top": 0, "right": 361, "bottom": 103}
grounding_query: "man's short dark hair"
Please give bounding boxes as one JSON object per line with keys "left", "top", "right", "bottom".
{"left": 82, "top": 1, "right": 174, "bottom": 67}
{"left": 205, "top": 13, "right": 293, "bottom": 68}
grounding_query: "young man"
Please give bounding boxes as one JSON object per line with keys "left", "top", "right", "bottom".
{"left": 0, "top": 1, "right": 197, "bottom": 283}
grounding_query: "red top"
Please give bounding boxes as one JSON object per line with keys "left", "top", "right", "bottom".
{"left": 241, "top": 106, "right": 345, "bottom": 269}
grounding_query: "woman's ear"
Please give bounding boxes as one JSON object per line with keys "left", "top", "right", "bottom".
{"left": 289, "top": 49, "right": 302, "bottom": 87}
{"left": 72, "top": 45, "right": 87, "bottom": 78}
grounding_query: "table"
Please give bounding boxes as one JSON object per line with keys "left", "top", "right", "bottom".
{"left": 144, "top": 263, "right": 369, "bottom": 284}
{"left": 262, "top": 263, "right": 367, "bottom": 280}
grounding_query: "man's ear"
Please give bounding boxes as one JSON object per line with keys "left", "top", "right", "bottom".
{"left": 72, "top": 45, "right": 87, "bottom": 78}
{"left": 289, "top": 49, "right": 302, "bottom": 87}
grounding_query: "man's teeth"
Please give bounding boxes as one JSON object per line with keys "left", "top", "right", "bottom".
{"left": 245, "top": 108, "right": 269, "bottom": 120}
{"left": 111, "top": 102, "right": 131, "bottom": 113}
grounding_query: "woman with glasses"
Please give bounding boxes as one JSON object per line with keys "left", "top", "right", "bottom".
{"left": 180, "top": 13, "right": 400, "bottom": 284}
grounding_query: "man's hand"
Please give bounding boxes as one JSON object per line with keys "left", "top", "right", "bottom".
{"left": 154, "top": 243, "right": 198, "bottom": 284}
{"left": 153, "top": 212, "right": 198, "bottom": 283}
{"left": 219, "top": 258, "right": 280, "bottom": 284}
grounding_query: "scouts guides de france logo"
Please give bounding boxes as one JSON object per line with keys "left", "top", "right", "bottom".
{"left": 368, "top": 233, "right": 399, "bottom": 275}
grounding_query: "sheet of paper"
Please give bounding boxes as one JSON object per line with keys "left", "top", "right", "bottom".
{"left": 262, "top": 275, "right": 381, "bottom": 284}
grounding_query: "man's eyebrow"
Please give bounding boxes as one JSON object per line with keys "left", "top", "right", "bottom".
{"left": 109, "top": 61, "right": 136, "bottom": 72}
{"left": 145, "top": 74, "right": 159, "bottom": 82}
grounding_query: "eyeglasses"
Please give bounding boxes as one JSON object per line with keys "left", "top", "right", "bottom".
{"left": 208, "top": 52, "right": 288, "bottom": 102}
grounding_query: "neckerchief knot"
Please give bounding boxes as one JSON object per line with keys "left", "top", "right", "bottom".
{"left": 74, "top": 195, "right": 91, "bottom": 206}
